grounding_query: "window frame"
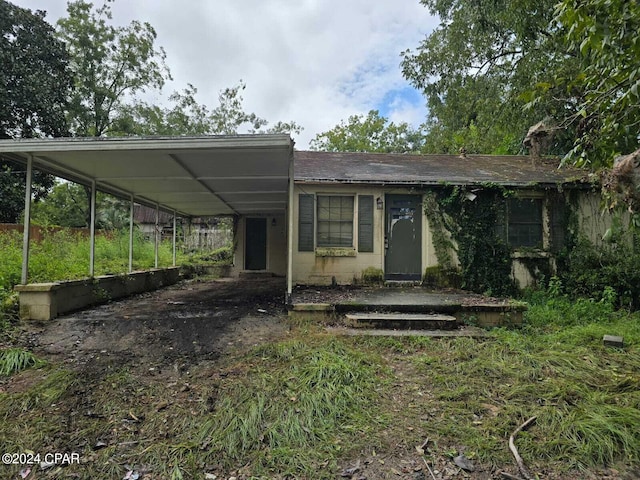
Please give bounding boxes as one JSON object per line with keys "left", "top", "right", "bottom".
{"left": 316, "top": 194, "right": 355, "bottom": 248}
{"left": 505, "top": 196, "right": 544, "bottom": 249}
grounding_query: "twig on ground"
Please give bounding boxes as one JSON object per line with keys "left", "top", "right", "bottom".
{"left": 508, "top": 416, "right": 537, "bottom": 480}
{"left": 422, "top": 458, "right": 437, "bottom": 480}
{"left": 420, "top": 437, "right": 430, "bottom": 450}
{"left": 501, "top": 472, "right": 525, "bottom": 480}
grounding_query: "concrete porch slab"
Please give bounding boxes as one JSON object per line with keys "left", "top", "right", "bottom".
{"left": 289, "top": 286, "right": 526, "bottom": 328}
{"left": 326, "top": 326, "right": 488, "bottom": 337}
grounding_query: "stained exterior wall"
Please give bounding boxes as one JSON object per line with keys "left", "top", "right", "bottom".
{"left": 287, "top": 184, "right": 615, "bottom": 289}
{"left": 291, "top": 184, "right": 434, "bottom": 285}
{"left": 231, "top": 214, "right": 287, "bottom": 277}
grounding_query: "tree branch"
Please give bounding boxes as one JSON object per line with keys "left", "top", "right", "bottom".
{"left": 509, "top": 416, "right": 537, "bottom": 480}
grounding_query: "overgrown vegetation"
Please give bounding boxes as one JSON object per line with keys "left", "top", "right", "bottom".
{"left": 198, "top": 339, "right": 386, "bottom": 476}
{"left": 0, "top": 348, "right": 44, "bottom": 376}
{"left": 1, "top": 293, "right": 638, "bottom": 478}
{"left": 426, "top": 186, "right": 516, "bottom": 296}
{"left": 181, "top": 245, "right": 233, "bottom": 266}
{"left": 350, "top": 290, "right": 640, "bottom": 474}
{"left": 0, "top": 338, "right": 387, "bottom": 479}
{"left": 558, "top": 233, "right": 640, "bottom": 310}
{"left": 0, "top": 228, "right": 183, "bottom": 326}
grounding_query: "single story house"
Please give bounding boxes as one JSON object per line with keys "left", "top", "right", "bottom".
{"left": 231, "top": 150, "right": 605, "bottom": 291}
{"left": 1, "top": 135, "right": 612, "bottom": 319}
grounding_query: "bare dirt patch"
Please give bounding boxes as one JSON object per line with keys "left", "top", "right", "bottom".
{"left": 20, "top": 276, "right": 288, "bottom": 373}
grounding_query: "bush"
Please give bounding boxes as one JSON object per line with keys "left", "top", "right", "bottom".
{"left": 183, "top": 245, "right": 233, "bottom": 265}
{"left": 559, "top": 236, "right": 640, "bottom": 310}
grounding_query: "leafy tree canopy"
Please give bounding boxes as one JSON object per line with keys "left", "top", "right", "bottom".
{"left": 31, "top": 181, "right": 129, "bottom": 229}
{"left": 401, "top": 0, "right": 578, "bottom": 156}
{"left": 403, "top": 0, "right": 640, "bottom": 167}
{"left": 547, "top": 0, "right": 640, "bottom": 167}
{"left": 309, "top": 110, "right": 424, "bottom": 153}
{"left": 111, "top": 81, "right": 302, "bottom": 137}
{"left": 0, "top": 1, "right": 71, "bottom": 222}
{"left": 0, "top": 0, "right": 72, "bottom": 139}
{"left": 57, "top": 0, "right": 171, "bottom": 137}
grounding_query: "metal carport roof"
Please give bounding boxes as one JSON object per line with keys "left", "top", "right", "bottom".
{"left": 0, "top": 134, "right": 294, "bottom": 217}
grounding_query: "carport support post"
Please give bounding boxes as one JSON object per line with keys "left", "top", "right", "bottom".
{"left": 128, "top": 196, "right": 134, "bottom": 273}
{"left": 172, "top": 211, "right": 177, "bottom": 267}
{"left": 154, "top": 204, "right": 159, "bottom": 268}
{"left": 286, "top": 155, "right": 294, "bottom": 302}
{"left": 89, "top": 180, "right": 96, "bottom": 277}
{"left": 20, "top": 155, "right": 33, "bottom": 285}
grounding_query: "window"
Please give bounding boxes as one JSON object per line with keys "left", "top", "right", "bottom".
{"left": 317, "top": 195, "right": 354, "bottom": 247}
{"left": 507, "top": 198, "right": 543, "bottom": 248}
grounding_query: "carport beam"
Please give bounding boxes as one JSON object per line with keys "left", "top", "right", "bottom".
{"left": 20, "top": 155, "right": 33, "bottom": 285}
{"left": 129, "top": 196, "right": 134, "bottom": 273}
{"left": 89, "top": 180, "right": 96, "bottom": 277}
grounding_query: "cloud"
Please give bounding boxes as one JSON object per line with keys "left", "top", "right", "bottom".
{"left": 12, "top": 0, "right": 438, "bottom": 147}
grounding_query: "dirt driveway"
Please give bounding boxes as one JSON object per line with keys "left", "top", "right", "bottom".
{"left": 23, "top": 276, "right": 289, "bottom": 371}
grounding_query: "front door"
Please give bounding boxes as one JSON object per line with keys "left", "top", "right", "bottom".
{"left": 385, "top": 194, "right": 422, "bottom": 280}
{"left": 245, "top": 218, "right": 267, "bottom": 270}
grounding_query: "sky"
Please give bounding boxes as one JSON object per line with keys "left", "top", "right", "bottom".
{"left": 11, "top": 0, "right": 439, "bottom": 148}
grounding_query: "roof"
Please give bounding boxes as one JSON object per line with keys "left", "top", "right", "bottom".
{"left": 0, "top": 135, "right": 293, "bottom": 217}
{"left": 294, "top": 151, "right": 589, "bottom": 187}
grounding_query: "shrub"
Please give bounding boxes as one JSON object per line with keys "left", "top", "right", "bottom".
{"left": 559, "top": 236, "right": 640, "bottom": 310}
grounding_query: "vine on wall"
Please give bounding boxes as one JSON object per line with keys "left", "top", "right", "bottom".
{"left": 423, "top": 192, "right": 454, "bottom": 269}
{"left": 426, "top": 186, "right": 516, "bottom": 297}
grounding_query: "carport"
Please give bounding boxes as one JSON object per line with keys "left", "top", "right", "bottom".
{"left": 0, "top": 134, "right": 296, "bottom": 312}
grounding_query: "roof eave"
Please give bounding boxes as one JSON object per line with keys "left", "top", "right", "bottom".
{"left": 294, "top": 178, "right": 592, "bottom": 188}
{"left": 0, "top": 134, "right": 292, "bottom": 154}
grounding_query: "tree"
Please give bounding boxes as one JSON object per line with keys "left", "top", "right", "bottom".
{"left": 547, "top": 0, "right": 640, "bottom": 168}
{"left": 310, "top": 110, "right": 424, "bottom": 153}
{"left": 0, "top": 1, "right": 72, "bottom": 139}
{"left": 30, "top": 181, "right": 88, "bottom": 227}
{"left": 57, "top": 0, "right": 171, "bottom": 137}
{"left": 111, "top": 81, "right": 302, "bottom": 137}
{"left": 401, "top": 0, "right": 576, "bottom": 155}
{"left": 31, "top": 180, "right": 129, "bottom": 229}
{"left": 0, "top": 1, "right": 72, "bottom": 222}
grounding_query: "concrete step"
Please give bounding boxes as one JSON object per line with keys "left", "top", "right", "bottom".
{"left": 345, "top": 312, "right": 458, "bottom": 330}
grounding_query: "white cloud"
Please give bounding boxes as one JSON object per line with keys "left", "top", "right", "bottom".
{"left": 12, "top": 0, "right": 438, "bottom": 147}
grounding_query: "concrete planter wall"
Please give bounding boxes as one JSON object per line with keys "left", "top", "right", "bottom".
{"left": 180, "top": 264, "right": 232, "bottom": 278}
{"left": 15, "top": 267, "right": 180, "bottom": 321}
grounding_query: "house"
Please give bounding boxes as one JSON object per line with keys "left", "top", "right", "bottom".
{"left": 1, "top": 135, "right": 613, "bottom": 320}
{"left": 232, "top": 150, "right": 605, "bottom": 291}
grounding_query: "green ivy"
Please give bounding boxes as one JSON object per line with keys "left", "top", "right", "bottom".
{"left": 428, "top": 186, "right": 516, "bottom": 297}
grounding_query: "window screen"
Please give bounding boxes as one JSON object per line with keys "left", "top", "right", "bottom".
{"left": 508, "top": 198, "right": 543, "bottom": 247}
{"left": 317, "top": 196, "right": 354, "bottom": 247}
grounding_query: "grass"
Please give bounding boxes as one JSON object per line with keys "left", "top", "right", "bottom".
{"left": 197, "top": 339, "right": 387, "bottom": 476}
{"left": 347, "top": 292, "right": 640, "bottom": 474}
{"left": 0, "top": 347, "right": 45, "bottom": 376}
{"left": 0, "top": 285, "right": 638, "bottom": 478}
{"left": 0, "top": 229, "right": 180, "bottom": 291}
{"left": 0, "top": 228, "right": 220, "bottom": 327}
{"left": 0, "top": 337, "right": 389, "bottom": 479}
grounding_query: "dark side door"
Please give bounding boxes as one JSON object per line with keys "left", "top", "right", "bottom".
{"left": 245, "top": 218, "right": 267, "bottom": 270}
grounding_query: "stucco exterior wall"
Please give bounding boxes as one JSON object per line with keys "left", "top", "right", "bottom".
{"left": 291, "top": 185, "right": 436, "bottom": 285}
{"left": 238, "top": 183, "right": 612, "bottom": 290}
{"left": 232, "top": 214, "right": 287, "bottom": 276}
{"left": 289, "top": 185, "right": 615, "bottom": 289}
{"left": 575, "top": 189, "right": 619, "bottom": 245}
{"left": 292, "top": 185, "right": 383, "bottom": 285}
